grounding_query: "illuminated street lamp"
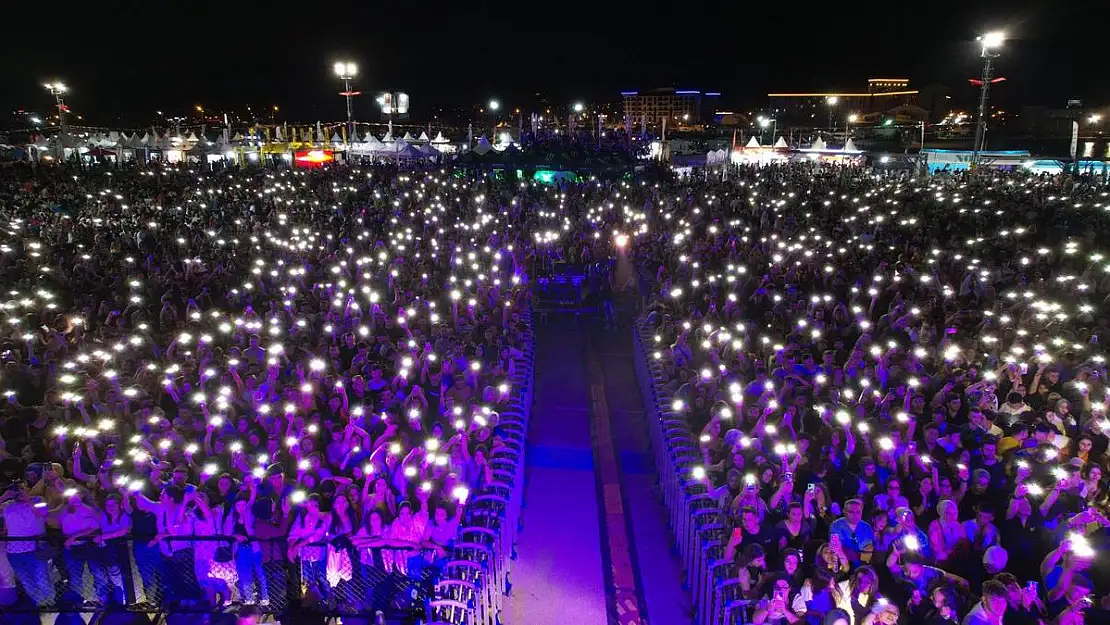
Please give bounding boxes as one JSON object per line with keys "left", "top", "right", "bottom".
{"left": 570, "top": 102, "right": 585, "bottom": 133}
{"left": 487, "top": 99, "right": 500, "bottom": 135}
{"left": 846, "top": 113, "right": 859, "bottom": 142}
{"left": 826, "top": 96, "right": 839, "bottom": 131}
{"left": 971, "top": 31, "right": 1004, "bottom": 169}
{"left": 44, "top": 81, "right": 69, "bottom": 159}
{"left": 333, "top": 61, "right": 359, "bottom": 142}
{"left": 1089, "top": 114, "right": 1103, "bottom": 124}
{"left": 758, "top": 116, "right": 777, "bottom": 147}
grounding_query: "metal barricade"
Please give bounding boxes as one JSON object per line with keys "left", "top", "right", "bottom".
{"left": 429, "top": 305, "right": 536, "bottom": 624}
{"left": 633, "top": 313, "right": 751, "bottom": 625}
{"left": 0, "top": 534, "right": 433, "bottom": 620}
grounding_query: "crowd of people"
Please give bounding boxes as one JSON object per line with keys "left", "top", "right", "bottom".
{"left": 2, "top": 153, "right": 1110, "bottom": 625}
{"left": 638, "top": 164, "right": 1110, "bottom": 625}
{"left": 0, "top": 160, "right": 535, "bottom": 619}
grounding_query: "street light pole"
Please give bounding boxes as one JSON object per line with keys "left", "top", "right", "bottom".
{"left": 971, "top": 32, "right": 1004, "bottom": 170}
{"left": 846, "top": 113, "right": 859, "bottom": 144}
{"left": 44, "top": 82, "right": 68, "bottom": 160}
{"left": 826, "top": 96, "right": 839, "bottom": 132}
{"left": 488, "top": 99, "right": 500, "bottom": 139}
{"left": 333, "top": 61, "right": 359, "bottom": 144}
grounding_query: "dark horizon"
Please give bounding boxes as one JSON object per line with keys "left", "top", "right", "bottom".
{"left": 2, "top": 0, "right": 1105, "bottom": 127}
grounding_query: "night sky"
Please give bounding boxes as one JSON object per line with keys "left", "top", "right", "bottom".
{"left": 2, "top": 0, "right": 1105, "bottom": 127}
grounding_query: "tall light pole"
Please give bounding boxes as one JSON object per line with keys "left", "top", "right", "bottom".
{"left": 488, "top": 99, "right": 500, "bottom": 137}
{"left": 758, "top": 116, "right": 776, "bottom": 146}
{"left": 971, "top": 31, "right": 1004, "bottom": 170}
{"left": 44, "top": 81, "right": 68, "bottom": 160}
{"left": 571, "top": 102, "right": 584, "bottom": 134}
{"left": 846, "top": 113, "right": 859, "bottom": 143}
{"left": 333, "top": 61, "right": 359, "bottom": 143}
{"left": 826, "top": 96, "right": 839, "bottom": 131}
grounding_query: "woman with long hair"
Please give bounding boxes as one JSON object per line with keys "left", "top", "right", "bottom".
{"left": 98, "top": 493, "right": 131, "bottom": 604}
{"left": 836, "top": 566, "right": 879, "bottom": 625}
{"left": 225, "top": 493, "right": 268, "bottom": 605}
{"left": 752, "top": 573, "right": 802, "bottom": 625}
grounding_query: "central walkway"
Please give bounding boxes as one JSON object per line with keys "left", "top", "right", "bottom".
{"left": 507, "top": 316, "right": 609, "bottom": 625}
{"left": 508, "top": 309, "right": 687, "bottom": 625}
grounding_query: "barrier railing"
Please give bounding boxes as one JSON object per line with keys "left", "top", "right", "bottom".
{"left": 427, "top": 305, "right": 535, "bottom": 625}
{"left": 632, "top": 313, "right": 754, "bottom": 625}
{"left": 0, "top": 533, "right": 434, "bottom": 618}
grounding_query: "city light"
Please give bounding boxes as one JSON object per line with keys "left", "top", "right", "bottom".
{"left": 488, "top": 99, "right": 500, "bottom": 111}
{"left": 333, "top": 61, "right": 358, "bottom": 79}
{"left": 573, "top": 102, "right": 584, "bottom": 113}
{"left": 826, "top": 96, "right": 839, "bottom": 106}
{"left": 1090, "top": 114, "right": 1103, "bottom": 124}
{"left": 848, "top": 113, "right": 859, "bottom": 123}
{"left": 979, "top": 31, "right": 1005, "bottom": 53}
{"left": 333, "top": 60, "right": 359, "bottom": 143}
{"left": 972, "top": 31, "right": 1005, "bottom": 169}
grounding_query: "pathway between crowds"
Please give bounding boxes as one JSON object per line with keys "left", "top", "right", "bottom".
{"left": 591, "top": 319, "right": 690, "bottom": 625}
{"left": 507, "top": 315, "right": 609, "bottom": 625}
{"left": 508, "top": 312, "right": 687, "bottom": 625}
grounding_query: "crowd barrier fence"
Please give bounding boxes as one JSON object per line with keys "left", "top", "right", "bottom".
{"left": 632, "top": 313, "right": 754, "bottom": 625}
{"left": 0, "top": 533, "right": 434, "bottom": 618}
{"left": 427, "top": 305, "right": 535, "bottom": 624}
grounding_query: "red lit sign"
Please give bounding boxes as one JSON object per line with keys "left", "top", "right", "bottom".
{"left": 293, "top": 149, "right": 334, "bottom": 168}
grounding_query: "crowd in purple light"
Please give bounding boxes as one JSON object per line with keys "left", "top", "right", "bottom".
{"left": 0, "top": 159, "right": 1109, "bottom": 625}
{"left": 637, "top": 165, "right": 1110, "bottom": 625}
{"left": 0, "top": 162, "right": 533, "bottom": 621}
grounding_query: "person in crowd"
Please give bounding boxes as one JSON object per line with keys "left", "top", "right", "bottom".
{"left": 962, "top": 579, "right": 1008, "bottom": 625}
{"left": 0, "top": 481, "right": 54, "bottom": 605}
{"left": 637, "top": 162, "right": 1110, "bottom": 625}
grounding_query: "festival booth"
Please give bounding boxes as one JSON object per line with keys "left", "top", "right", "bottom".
{"left": 729, "top": 136, "right": 790, "bottom": 166}
{"left": 793, "top": 136, "right": 867, "bottom": 165}
{"left": 430, "top": 131, "right": 456, "bottom": 154}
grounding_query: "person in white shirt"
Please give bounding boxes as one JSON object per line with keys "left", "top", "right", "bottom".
{"left": 0, "top": 483, "right": 54, "bottom": 605}
{"left": 58, "top": 489, "right": 110, "bottom": 604}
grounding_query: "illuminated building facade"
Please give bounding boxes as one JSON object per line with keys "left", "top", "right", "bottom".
{"left": 868, "top": 78, "right": 910, "bottom": 94}
{"left": 621, "top": 88, "right": 721, "bottom": 128}
{"left": 767, "top": 78, "right": 919, "bottom": 126}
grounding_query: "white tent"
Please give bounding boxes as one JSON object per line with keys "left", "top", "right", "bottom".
{"left": 330, "top": 132, "right": 343, "bottom": 145}
{"left": 473, "top": 136, "right": 493, "bottom": 154}
{"left": 402, "top": 131, "right": 414, "bottom": 142}
{"left": 811, "top": 137, "right": 828, "bottom": 150}
{"left": 431, "top": 131, "right": 449, "bottom": 144}
{"left": 382, "top": 131, "right": 394, "bottom": 142}
{"left": 843, "top": 138, "right": 861, "bottom": 153}
{"left": 417, "top": 131, "right": 430, "bottom": 142}
{"left": 744, "top": 136, "right": 761, "bottom": 149}
{"left": 774, "top": 136, "right": 788, "bottom": 149}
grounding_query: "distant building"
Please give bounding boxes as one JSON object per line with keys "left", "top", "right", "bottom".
{"left": 767, "top": 78, "right": 919, "bottom": 126}
{"left": 868, "top": 78, "right": 910, "bottom": 94}
{"left": 621, "top": 88, "right": 721, "bottom": 128}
